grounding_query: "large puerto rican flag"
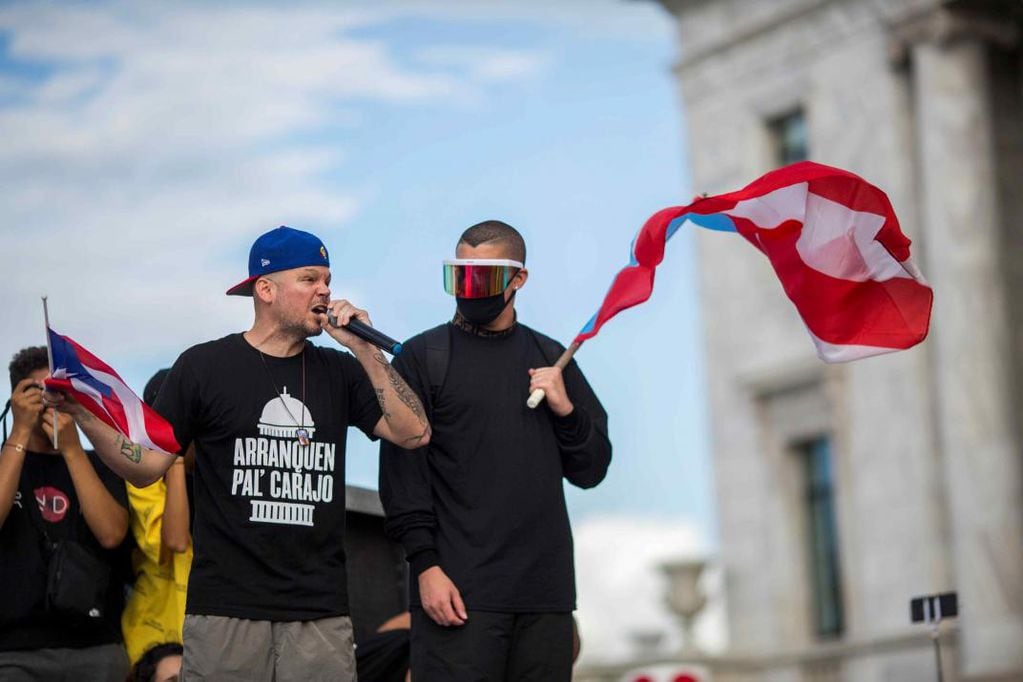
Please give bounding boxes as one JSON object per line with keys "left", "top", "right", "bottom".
{"left": 44, "top": 329, "right": 180, "bottom": 455}
{"left": 576, "top": 161, "right": 933, "bottom": 362}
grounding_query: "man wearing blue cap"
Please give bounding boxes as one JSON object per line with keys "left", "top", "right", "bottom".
{"left": 46, "top": 226, "right": 430, "bottom": 681}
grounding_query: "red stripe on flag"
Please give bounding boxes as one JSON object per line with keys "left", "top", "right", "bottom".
{"left": 731, "top": 216, "right": 932, "bottom": 348}
{"left": 44, "top": 377, "right": 121, "bottom": 433}
{"left": 143, "top": 411, "right": 182, "bottom": 455}
{"left": 99, "top": 392, "right": 130, "bottom": 435}
{"left": 574, "top": 206, "right": 683, "bottom": 343}
{"left": 806, "top": 175, "right": 912, "bottom": 264}
{"left": 46, "top": 330, "right": 182, "bottom": 454}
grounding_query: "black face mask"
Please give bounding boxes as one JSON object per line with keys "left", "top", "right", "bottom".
{"left": 456, "top": 290, "right": 514, "bottom": 326}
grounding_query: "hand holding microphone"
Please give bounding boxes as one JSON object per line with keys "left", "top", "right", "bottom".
{"left": 320, "top": 301, "right": 402, "bottom": 356}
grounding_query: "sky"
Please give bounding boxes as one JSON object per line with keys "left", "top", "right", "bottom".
{"left": 0, "top": 0, "right": 718, "bottom": 662}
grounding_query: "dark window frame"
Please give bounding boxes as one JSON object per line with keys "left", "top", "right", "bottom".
{"left": 769, "top": 108, "right": 809, "bottom": 166}
{"left": 798, "top": 435, "right": 845, "bottom": 639}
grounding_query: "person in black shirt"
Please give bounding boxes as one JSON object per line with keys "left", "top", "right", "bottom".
{"left": 380, "top": 220, "right": 611, "bottom": 681}
{"left": 44, "top": 226, "right": 430, "bottom": 681}
{"left": 0, "top": 346, "right": 131, "bottom": 681}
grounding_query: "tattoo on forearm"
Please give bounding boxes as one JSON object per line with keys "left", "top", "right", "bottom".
{"left": 77, "top": 410, "right": 93, "bottom": 424}
{"left": 116, "top": 435, "right": 143, "bottom": 464}
{"left": 372, "top": 352, "right": 430, "bottom": 445}
{"left": 373, "top": 353, "right": 426, "bottom": 420}
{"left": 374, "top": 388, "right": 391, "bottom": 418}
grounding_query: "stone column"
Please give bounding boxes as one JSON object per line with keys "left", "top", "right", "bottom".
{"left": 912, "top": 15, "right": 1023, "bottom": 679}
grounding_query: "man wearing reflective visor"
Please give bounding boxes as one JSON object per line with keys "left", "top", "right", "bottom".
{"left": 441, "top": 257, "right": 524, "bottom": 324}
{"left": 380, "top": 220, "right": 611, "bottom": 680}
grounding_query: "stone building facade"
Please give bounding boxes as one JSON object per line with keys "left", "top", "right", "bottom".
{"left": 587, "top": 1, "right": 1022, "bottom": 681}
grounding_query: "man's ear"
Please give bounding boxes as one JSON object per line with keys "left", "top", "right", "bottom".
{"left": 513, "top": 268, "right": 528, "bottom": 290}
{"left": 253, "top": 276, "right": 276, "bottom": 304}
{"left": 505, "top": 268, "right": 527, "bottom": 302}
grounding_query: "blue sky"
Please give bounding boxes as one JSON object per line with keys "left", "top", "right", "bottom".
{"left": 0, "top": 1, "right": 719, "bottom": 658}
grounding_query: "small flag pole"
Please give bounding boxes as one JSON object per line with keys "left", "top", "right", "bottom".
{"left": 526, "top": 341, "right": 582, "bottom": 409}
{"left": 42, "top": 296, "right": 58, "bottom": 450}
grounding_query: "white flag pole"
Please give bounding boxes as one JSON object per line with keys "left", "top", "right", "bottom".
{"left": 42, "top": 296, "right": 58, "bottom": 450}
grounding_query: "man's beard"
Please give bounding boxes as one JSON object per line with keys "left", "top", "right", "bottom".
{"left": 280, "top": 313, "right": 323, "bottom": 339}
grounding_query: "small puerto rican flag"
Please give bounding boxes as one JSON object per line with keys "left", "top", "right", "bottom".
{"left": 44, "top": 329, "right": 180, "bottom": 455}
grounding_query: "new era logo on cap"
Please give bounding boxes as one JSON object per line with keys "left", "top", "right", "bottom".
{"left": 226, "top": 226, "right": 331, "bottom": 296}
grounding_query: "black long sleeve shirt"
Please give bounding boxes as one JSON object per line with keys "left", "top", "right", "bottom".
{"left": 379, "top": 319, "right": 611, "bottom": 612}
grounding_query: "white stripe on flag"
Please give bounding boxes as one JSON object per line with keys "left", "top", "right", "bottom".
{"left": 83, "top": 366, "right": 164, "bottom": 454}
{"left": 725, "top": 182, "right": 808, "bottom": 228}
{"left": 69, "top": 377, "right": 117, "bottom": 425}
{"left": 807, "top": 329, "right": 902, "bottom": 363}
{"left": 900, "top": 256, "right": 929, "bottom": 285}
{"left": 726, "top": 183, "right": 918, "bottom": 284}
{"left": 799, "top": 192, "right": 912, "bottom": 283}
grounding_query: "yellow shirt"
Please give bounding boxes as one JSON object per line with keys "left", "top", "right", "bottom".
{"left": 121, "top": 478, "right": 192, "bottom": 665}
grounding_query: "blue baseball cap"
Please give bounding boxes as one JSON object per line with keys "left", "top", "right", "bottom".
{"left": 226, "top": 225, "right": 330, "bottom": 296}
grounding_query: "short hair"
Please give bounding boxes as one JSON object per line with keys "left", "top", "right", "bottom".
{"left": 458, "top": 220, "right": 526, "bottom": 264}
{"left": 130, "top": 642, "right": 183, "bottom": 682}
{"left": 9, "top": 346, "right": 48, "bottom": 391}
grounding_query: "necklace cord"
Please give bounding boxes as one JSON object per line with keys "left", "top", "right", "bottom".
{"left": 257, "top": 346, "right": 308, "bottom": 436}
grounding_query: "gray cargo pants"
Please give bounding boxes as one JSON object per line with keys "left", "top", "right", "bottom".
{"left": 181, "top": 614, "right": 356, "bottom": 681}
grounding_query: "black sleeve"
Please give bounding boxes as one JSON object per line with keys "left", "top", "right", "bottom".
{"left": 378, "top": 346, "right": 438, "bottom": 576}
{"left": 152, "top": 352, "right": 202, "bottom": 456}
{"left": 340, "top": 352, "right": 384, "bottom": 441}
{"left": 554, "top": 357, "right": 612, "bottom": 489}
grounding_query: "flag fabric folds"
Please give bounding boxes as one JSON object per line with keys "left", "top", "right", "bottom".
{"left": 575, "top": 161, "right": 933, "bottom": 362}
{"left": 44, "top": 329, "right": 181, "bottom": 455}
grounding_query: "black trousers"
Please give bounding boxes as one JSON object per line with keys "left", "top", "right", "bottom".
{"left": 410, "top": 608, "right": 573, "bottom": 682}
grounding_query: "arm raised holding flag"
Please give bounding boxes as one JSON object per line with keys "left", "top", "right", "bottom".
{"left": 528, "top": 162, "right": 932, "bottom": 408}
{"left": 45, "top": 394, "right": 177, "bottom": 488}
{"left": 41, "top": 330, "right": 180, "bottom": 488}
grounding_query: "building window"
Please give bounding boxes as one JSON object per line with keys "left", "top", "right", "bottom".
{"left": 799, "top": 436, "right": 844, "bottom": 638}
{"left": 770, "top": 109, "right": 808, "bottom": 165}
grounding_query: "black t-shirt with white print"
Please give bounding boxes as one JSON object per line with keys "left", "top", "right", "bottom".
{"left": 154, "top": 333, "right": 382, "bottom": 621}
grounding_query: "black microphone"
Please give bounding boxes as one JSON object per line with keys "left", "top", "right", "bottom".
{"left": 327, "top": 312, "right": 402, "bottom": 356}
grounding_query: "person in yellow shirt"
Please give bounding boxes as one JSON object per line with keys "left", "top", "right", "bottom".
{"left": 121, "top": 370, "right": 194, "bottom": 666}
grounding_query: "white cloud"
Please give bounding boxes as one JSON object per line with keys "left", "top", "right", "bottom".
{"left": 0, "top": 1, "right": 551, "bottom": 366}
{"left": 574, "top": 516, "right": 726, "bottom": 666}
{"left": 344, "top": 0, "right": 674, "bottom": 42}
{"left": 417, "top": 46, "right": 550, "bottom": 82}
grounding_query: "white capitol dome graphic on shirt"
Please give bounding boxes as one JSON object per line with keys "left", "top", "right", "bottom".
{"left": 257, "top": 387, "right": 316, "bottom": 439}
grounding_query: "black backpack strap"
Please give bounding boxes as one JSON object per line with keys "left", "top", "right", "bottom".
{"left": 422, "top": 324, "right": 563, "bottom": 408}
{"left": 422, "top": 324, "right": 452, "bottom": 410}
{"left": 21, "top": 476, "right": 57, "bottom": 558}
{"left": 1, "top": 399, "right": 11, "bottom": 444}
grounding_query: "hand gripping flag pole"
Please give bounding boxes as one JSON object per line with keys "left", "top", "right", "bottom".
{"left": 526, "top": 342, "right": 582, "bottom": 409}
{"left": 41, "top": 296, "right": 58, "bottom": 449}
{"left": 527, "top": 161, "right": 933, "bottom": 408}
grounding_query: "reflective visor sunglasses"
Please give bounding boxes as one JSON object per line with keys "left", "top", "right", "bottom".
{"left": 443, "top": 259, "right": 523, "bottom": 299}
